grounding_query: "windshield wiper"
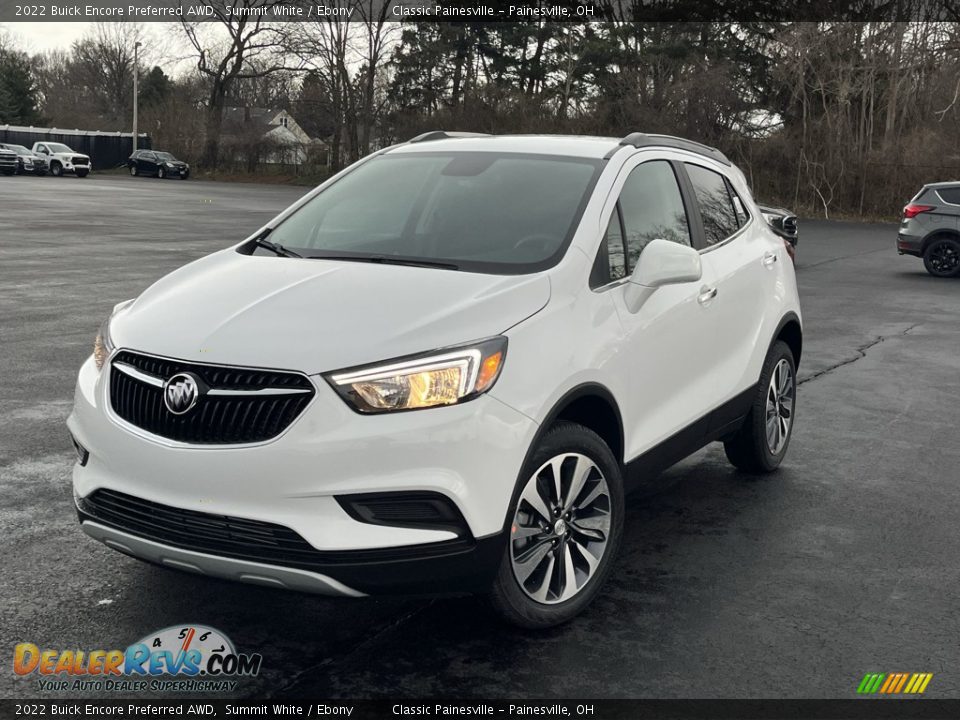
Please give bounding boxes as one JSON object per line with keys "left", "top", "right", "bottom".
{"left": 305, "top": 254, "right": 459, "bottom": 270}
{"left": 251, "top": 230, "right": 301, "bottom": 258}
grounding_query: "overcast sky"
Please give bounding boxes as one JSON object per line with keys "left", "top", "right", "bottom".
{"left": 2, "top": 22, "right": 91, "bottom": 52}
{"left": 2, "top": 22, "right": 186, "bottom": 71}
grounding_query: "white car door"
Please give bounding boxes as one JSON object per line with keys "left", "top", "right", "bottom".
{"left": 596, "top": 154, "right": 723, "bottom": 462}
{"left": 682, "top": 162, "right": 778, "bottom": 422}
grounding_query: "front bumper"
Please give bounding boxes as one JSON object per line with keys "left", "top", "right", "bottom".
{"left": 68, "top": 353, "right": 535, "bottom": 594}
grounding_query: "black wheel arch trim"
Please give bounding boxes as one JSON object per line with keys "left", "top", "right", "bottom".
{"left": 921, "top": 229, "right": 960, "bottom": 253}
{"left": 769, "top": 311, "right": 803, "bottom": 368}
{"left": 495, "top": 382, "right": 625, "bottom": 538}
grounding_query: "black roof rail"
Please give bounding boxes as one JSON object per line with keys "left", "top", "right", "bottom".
{"left": 615, "top": 132, "right": 731, "bottom": 166}
{"left": 409, "top": 131, "right": 492, "bottom": 143}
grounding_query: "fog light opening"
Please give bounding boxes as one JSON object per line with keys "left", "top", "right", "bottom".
{"left": 71, "top": 435, "right": 89, "bottom": 466}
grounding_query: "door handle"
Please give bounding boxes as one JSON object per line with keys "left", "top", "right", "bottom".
{"left": 762, "top": 251, "right": 778, "bottom": 267}
{"left": 697, "top": 287, "right": 718, "bottom": 304}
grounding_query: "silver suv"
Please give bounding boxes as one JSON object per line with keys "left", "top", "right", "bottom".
{"left": 897, "top": 182, "right": 960, "bottom": 277}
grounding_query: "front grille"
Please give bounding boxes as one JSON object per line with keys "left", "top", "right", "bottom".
{"left": 109, "top": 350, "right": 314, "bottom": 444}
{"left": 79, "top": 489, "right": 473, "bottom": 567}
{"left": 0, "top": 155, "right": 15, "bottom": 168}
{"left": 73, "top": 156, "right": 90, "bottom": 164}
{"left": 81, "top": 489, "right": 325, "bottom": 565}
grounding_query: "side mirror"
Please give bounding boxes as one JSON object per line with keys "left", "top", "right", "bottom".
{"left": 623, "top": 239, "right": 702, "bottom": 313}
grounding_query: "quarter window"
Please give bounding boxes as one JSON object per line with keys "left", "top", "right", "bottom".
{"left": 728, "top": 183, "right": 750, "bottom": 227}
{"left": 604, "top": 208, "right": 627, "bottom": 282}
{"left": 937, "top": 187, "right": 960, "bottom": 205}
{"left": 686, "top": 164, "right": 738, "bottom": 245}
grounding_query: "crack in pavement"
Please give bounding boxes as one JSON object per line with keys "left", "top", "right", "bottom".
{"left": 799, "top": 324, "right": 919, "bottom": 386}
{"left": 262, "top": 600, "right": 437, "bottom": 698}
{"left": 796, "top": 246, "right": 889, "bottom": 271}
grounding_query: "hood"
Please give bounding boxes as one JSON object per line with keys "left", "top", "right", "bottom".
{"left": 111, "top": 250, "right": 551, "bottom": 375}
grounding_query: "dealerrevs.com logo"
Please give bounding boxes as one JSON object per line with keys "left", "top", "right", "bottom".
{"left": 13, "top": 625, "right": 262, "bottom": 693}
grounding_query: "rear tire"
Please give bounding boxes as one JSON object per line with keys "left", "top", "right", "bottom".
{"left": 489, "top": 421, "right": 624, "bottom": 629}
{"left": 723, "top": 340, "right": 796, "bottom": 474}
{"left": 922, "top": 236, "right": 960, "bottom": 278}
{"left": 130, "top": 165, "right": 138, "bottom": 177}
{"left": 50, "top": 162, "right": 63, "bottom": 177}
{"left": 157, "top": 167, "right": 166, "bottom": 179}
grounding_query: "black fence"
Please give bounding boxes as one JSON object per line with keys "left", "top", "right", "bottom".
{"left": 0, "top": 126, "right": 151, "bottom": 170}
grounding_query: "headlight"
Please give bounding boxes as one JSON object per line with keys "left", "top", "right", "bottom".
{"left": 326, "top": 337, "right": 507, "bottom": 413}
{"left": 93, "top": 299, "right": 134, "bottom": 371}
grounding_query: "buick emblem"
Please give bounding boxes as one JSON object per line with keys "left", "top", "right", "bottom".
{"left": 163, "top": 372, "right": 201, "bottom": 415}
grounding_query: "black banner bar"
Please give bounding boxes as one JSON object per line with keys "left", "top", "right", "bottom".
{"left": 1, "top": 0, "right": 959, "bottom": 23}
{"left": 3, "top": 699, "right": 960, "bottom": 720}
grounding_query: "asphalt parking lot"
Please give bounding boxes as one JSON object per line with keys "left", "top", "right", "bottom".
{"left": 2, "top": 174, "right": 958, "bottom": 700}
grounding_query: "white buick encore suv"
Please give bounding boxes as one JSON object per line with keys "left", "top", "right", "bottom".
{"left": 69, "top": 132, "right": 802, "bottom": 628}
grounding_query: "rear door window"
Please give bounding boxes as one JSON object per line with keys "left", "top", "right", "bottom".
{"left": 685, "top": 164, "right": 739, "bottom": 245}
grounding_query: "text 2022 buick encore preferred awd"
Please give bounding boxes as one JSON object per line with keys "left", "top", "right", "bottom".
{"left": 69, "top": 132, "right": 802, "bottom": 628}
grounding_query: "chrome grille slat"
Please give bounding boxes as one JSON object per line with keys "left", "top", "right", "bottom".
{"left": 109, "top": 350, "right": 315, "bottom": 445}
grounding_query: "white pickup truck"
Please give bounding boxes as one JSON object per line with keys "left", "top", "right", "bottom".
{"left": 31, "top": 141, "right": 91, "bottom": 177}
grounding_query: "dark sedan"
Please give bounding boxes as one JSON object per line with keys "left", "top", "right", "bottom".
{"left": 0, "top": 143, "right": 48, "bottom": 176}
{"left": 127, "top": 150, "right": 190, "bottom": 179}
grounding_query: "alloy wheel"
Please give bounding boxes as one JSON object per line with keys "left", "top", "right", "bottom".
{"left": 928, "top": 241, "right": 959, "bottom": 275}
{"left": 510, "top": 453, "right": 611, "bottom": 605}
{"left": 765, "top": 358, "right": 794, "bottom": 455}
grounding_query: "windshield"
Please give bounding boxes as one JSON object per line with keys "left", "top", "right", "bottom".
{"left": 46, "top": 143, "right": 74, "bottom": 153}
{"left": 155, "top": 152, "right": 175, "bottom": 160}
{"left": 266, "top": 152, "right": 602, "bottom": 274}
{"left": 3, "top": 144, "right": 29, "bottom": 154}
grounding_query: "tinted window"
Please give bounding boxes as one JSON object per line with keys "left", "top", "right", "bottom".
{"left": 604, "top": 207, "right": 627, "bottom": 282}
{"left": 619, "top": 161, "right": 691, "bottom": 268}
{"left": 686, "top": 164, "right": 738, "bottom": 245}
{"left": 937, "top": 187, "right": 960, "bottom": 205}
{"left": 728, "top": 183, "right": 750, "bottom": 226}
{"left": 268, "top": 152, "right": 601, "bottom": 274}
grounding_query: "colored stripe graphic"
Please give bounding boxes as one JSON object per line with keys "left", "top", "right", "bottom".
{"left": 879, "top": 674, "right": 897, "bottom": 693}
{"left": 857, "top": 672, "right": 932, "bottom": 695}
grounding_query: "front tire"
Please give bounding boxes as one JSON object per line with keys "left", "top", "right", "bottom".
{"left": 923, "top": 236, "right": 960, "bottom": 278}
{"left": 50, "top": 162, "right": 63, "bottom": 177}
{"left": 157, "top": 167, "right": 166, "bottom": 179}
{"left": 724, "top": 340, "right": 796, "bottom": 474}
{"left": 489, "top": 421, "right": 624, "bottom": 629}
{"left": 130, "top": 165, "right": 138, "bottom": 177}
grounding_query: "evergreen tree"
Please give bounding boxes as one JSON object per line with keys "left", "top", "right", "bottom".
{"left": 0, "top": 47, "right": 43, "bottom": 125}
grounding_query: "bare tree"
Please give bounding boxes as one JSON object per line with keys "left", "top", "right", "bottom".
{"left": 284, "top": 19, "right": 354, "bottom": 171}
{"left": 179, "top": 2, "right": 295, "bottom": 168}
